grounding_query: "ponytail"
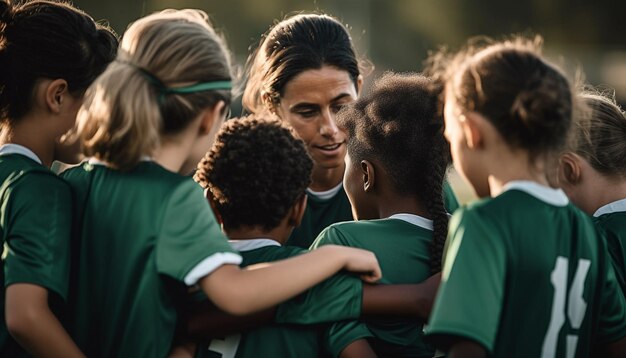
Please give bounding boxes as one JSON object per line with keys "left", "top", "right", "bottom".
{"left": 74, "top": 9, "right": 234, "bottom": 170}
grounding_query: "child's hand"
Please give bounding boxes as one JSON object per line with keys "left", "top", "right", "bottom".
{"left": 330, "top": 246, "right": 382, "bottom": 283}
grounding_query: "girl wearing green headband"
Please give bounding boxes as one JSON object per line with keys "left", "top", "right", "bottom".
{"left": 62, "top": 9, "right": 382, "bottom": 358}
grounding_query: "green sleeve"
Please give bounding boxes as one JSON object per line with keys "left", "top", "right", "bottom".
{"left": 276, "top": 226, "right": 362, "bottom": 324}
{"left": 156, "top": 180, "right": 241, "bottom": 285}
{"left": 443, "top": 180, "right": 460, "bottom": 214}
{"left": 596, "top": 237, "right": 626, "bottom": 344}
{"left": 425, "top": 208, "right": 506, "bottom": 353}
{"left": 275, "top": 272, "right": 362, "bottom": 324}
{"left": 323, "top": 320, "right": 373, "bottom": 358}
{"left": 275, "top": 226, "right": 363, "bottom": 324}
{"left": 2, "top": 172, "right": 72, "bottom": 301}
{"left": 309, "top": 225, "right": 347, "bottom": 249}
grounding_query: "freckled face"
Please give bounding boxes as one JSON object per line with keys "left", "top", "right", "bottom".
{"left": 276, "top": 66, "right": 358, "bottom": 171}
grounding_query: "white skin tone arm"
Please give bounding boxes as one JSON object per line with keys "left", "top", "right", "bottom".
{"left": 5, "top": 284, "right": 85, "bottom": 358}
{"left": 200, "top": 245, "right": 381, "bottom": 315}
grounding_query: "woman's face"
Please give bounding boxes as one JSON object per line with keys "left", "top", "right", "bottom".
{"left": 275, "top": 66, "right": 359, "bottom": 172}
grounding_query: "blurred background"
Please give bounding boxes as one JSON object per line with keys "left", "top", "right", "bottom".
{"left": 73, "top": 0, "right": 626, "bottom": 202}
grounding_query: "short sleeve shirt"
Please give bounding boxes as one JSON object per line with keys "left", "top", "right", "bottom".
{"left": 426, "top": 181, "right": 626, "bottom": 357}
{"left": 0, "top": 146, "right": 73, "bottom": 357}
{"left": 311, "top": 214, "right": 435, "bottom": 357}
{"left": 197, "top": 239, "right": 370, "bottom": 358}
{"left": 62, "top": 160, "right": 241, "bottom": 358}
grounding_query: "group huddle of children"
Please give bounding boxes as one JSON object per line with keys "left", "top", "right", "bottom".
{"left": 0, "top": 1, "right": 625, "bottom": 358}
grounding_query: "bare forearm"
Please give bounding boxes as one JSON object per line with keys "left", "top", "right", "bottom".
{"left": 185, "top": 300, "right": 275, "bottom": 341}
{"left": 448, "top": 340, "right": 486, "bottom": 358}
{"left": 201, "top": 245, "right": 379, "bottom": 315}
{"left": 361, "top": 272, "right": 440, "bottom": 321}
{"left": 340, "top": 339, "right": 377, "bottom": 358}
{"left": 604, "top": 336, "right": 626, "bottom": 358}
{"left": 8, "top": 307, "right": 83, "bottom": 358}
{"left": 6, "top": 284, "right": 84, "bottom": 358}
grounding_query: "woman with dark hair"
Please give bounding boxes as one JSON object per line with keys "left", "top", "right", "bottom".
{"left": 243, "top": 13, "right": 459, "bottom": 248}
{"left": 243, "top": 13, "right": 362, "bottom": 248}
{"left": 0, "top": 1, "right": 117, "bottom": 356}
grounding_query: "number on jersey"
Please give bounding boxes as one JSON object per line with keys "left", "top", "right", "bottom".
{"left": 541, "top": 257, "right": 590, "bottom": 358}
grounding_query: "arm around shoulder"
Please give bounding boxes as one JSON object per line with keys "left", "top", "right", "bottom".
{"left": 199, "top": 245, "right": 381, "bottom": 316}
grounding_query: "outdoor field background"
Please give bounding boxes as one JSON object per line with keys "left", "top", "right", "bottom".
{"left": 73, "top": 0, "right": 626, "bottom": 204}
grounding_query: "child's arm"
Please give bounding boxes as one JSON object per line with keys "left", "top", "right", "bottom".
{"left": 185, "top": 275, "right": 440, "bottom": 341}
{"left": 339, "top": 340, "right": 377, "bottom": 358}
{"left": 361, "top": 273, "right": 440, "bottom": 320}
{"left": 5, "top": 284, "right": 84, "bottom": 358}
{"left": 604, "top": 336, "right": 626, "bottom": 358}
{"left": 185, "top": 299, "right": 276, "bottom": 340}
{"left": 199, "top": 245, "right": 381, "bottom": 315}
{"left": 447, "top": 340, "right": 487, "bottom": 358}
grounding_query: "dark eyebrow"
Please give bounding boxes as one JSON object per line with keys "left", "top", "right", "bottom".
{"left": 290, "top": 103, "right": 320, "bottom": 112}
{"left": 330, "top": 93, "right": 353, "bottom": 103}
{"left": 289, "top": 93, "right": 354, "bottom": 112}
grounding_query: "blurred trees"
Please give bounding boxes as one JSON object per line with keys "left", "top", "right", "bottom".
{"left": 75, "top": 0, "right": 626, "bottom": 104}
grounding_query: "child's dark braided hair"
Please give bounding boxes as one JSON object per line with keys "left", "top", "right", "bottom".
{"left": 337, "top": 72, "right": 451, "bottom": 273}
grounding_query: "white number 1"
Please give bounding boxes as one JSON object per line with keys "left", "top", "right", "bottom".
{"left": 208, "top": 334, "right": 242, "bottom": 358}
{"left": 541, "top": 257, "right": 590, "bottom": 358}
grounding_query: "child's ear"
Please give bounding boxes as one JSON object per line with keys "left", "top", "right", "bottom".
{"left": 559, "top": 153, "right": 582, "bottom": 185}
{"left": 461, "top": 112, "right": 484, "bottom": 150}
{"left": 361, "top": 160, "right": 375, "bottom": 192}
{"left": 199, "top": 100, "right": 226, "bottom": 135}
{"left": 45, "top": 79, "right": 69, "bottom": 114}
{"left": 288, "top": 194, "right": 308, "bottom": 227}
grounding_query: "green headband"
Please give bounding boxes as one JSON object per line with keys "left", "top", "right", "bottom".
{"left": 135, "top": 65, "right": 232, "bottom": 101}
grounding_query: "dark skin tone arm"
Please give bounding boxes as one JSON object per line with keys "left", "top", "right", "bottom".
{"left": 603, "top": 336, "right": 626, "bottom": 357}
{"left": 340, "top": 339, "right": 377, "bottom": 358}
{"left": 185, "top": 273, "right": 441, "bottom": 341}
{"left": 447, "top": 340, "right": 486, "bottom": 358}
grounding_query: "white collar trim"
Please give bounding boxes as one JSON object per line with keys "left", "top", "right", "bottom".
{"left": 229, "top": 238, "right": 281, "bottom": 252}
{"left": 0, "top": 144, "right": 42, "bottom": 164}
{"left": 307, "top": 182, "right": 343, "bottom": 200}
{"left": 388, "top": 213, "right": 434, "bottom": 231}
{"left": 593, "top": 198, "right": 626, "bottom": 217}
{"left": 502, "top": 180, "right": 569, "bottom": 207}
{"left": 87, "top": 156, "right": 152, "bottom": 166}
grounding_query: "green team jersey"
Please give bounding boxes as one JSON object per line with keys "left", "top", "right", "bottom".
{"left": 311, "top": 214, "right": 435, "bottom": 357}
{"left": 426, "top": 181, "right": 626, "bottom": 357}
{"left": 0, "top": 145, "right": 73, "bottom": 357}
{"left": 62, "top": 159, "right": 242, "bottom": 358}
{"left": 287, "top": 183, "right": 353, "bottom": 249}
{"left": 197, "top": 239, "right": 371, "bottom": 358}
{"left": 593, "top": 198, "right": 626, "bottom": 297}
{"left": 287, "top": 181, "right": 460, "bottom": 249}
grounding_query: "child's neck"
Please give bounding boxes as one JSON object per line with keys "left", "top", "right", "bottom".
{"left": 225, "top": 225, "right": 290, "bottom": 245}
{"left": 0, "top": 119, "right": 54, "bottom": 167}
{"left": 374, "top": 187, "right": 431, "bottom": 220}
{"left": 486, "top": 149, "right": 550, "bottom": 197}
{"left": 309, "top": 162, "right": 344, "bottom": 192}
{"left": 586, "top": 173, "right": 626, "bottom": 215}
{"left": 154, "top": 131, "right": 196, "bottom": 173}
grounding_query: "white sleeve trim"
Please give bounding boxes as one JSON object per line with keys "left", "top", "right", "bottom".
{"left": 184, "top": 252, "right": 243, "bottom": 286}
